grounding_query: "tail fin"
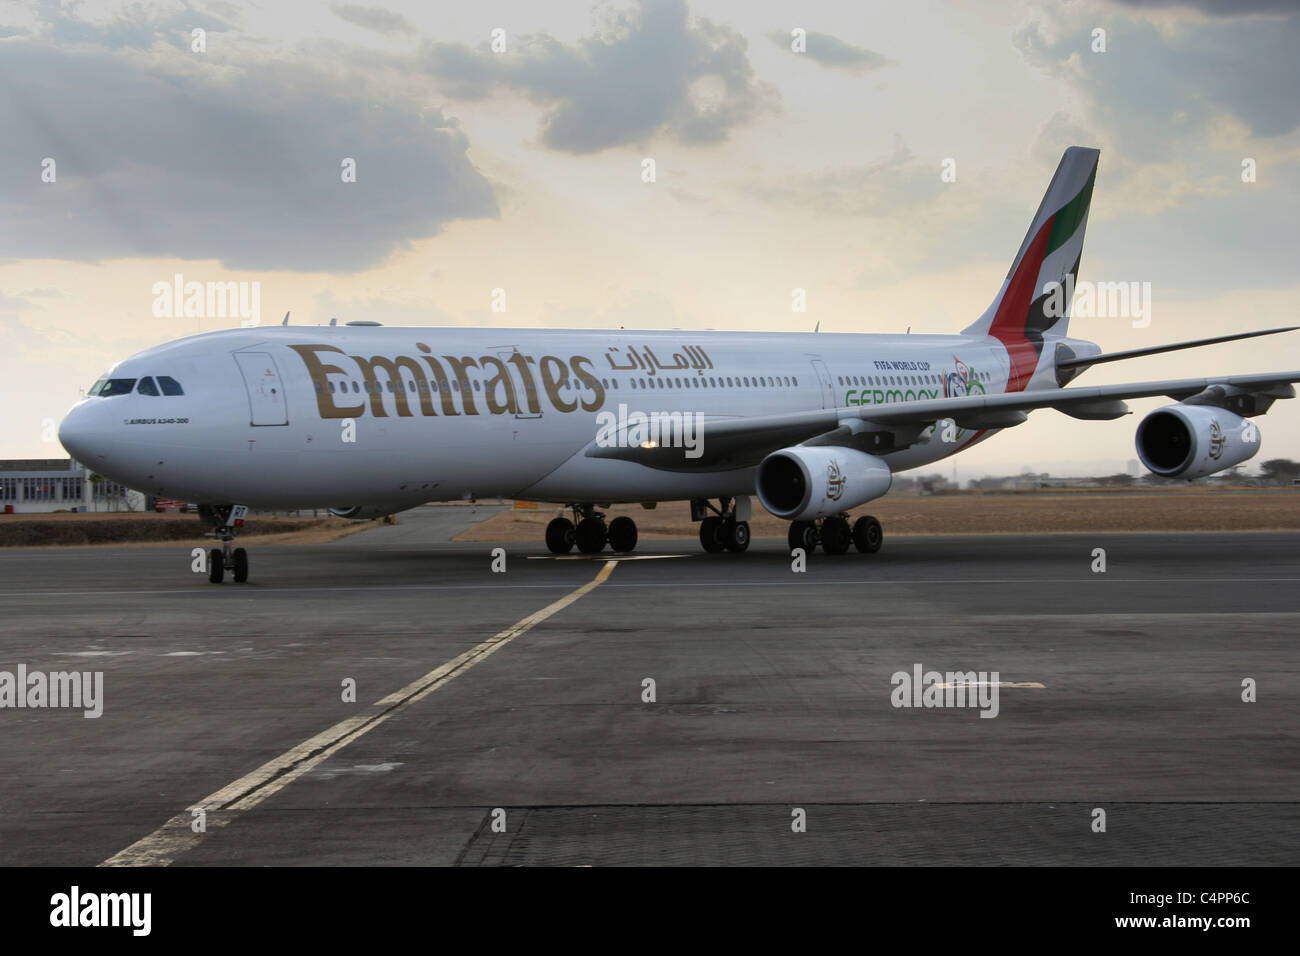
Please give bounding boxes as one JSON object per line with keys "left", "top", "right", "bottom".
{"left": 964, "top": 146, "right": 1099, "bottom": 389}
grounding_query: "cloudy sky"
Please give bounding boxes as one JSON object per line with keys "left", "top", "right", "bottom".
{"left": 2, "top": 0, "right": 1297, "bottom": 475}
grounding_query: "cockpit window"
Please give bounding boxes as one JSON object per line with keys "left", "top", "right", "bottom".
{"left": 96, "top": 378, "right": 137, "bottom": 397}
{"left": 157, "top": 375, "right": 184, "bottom": 396}
{"left": 137, "top": 376, "right": 159, "bottom": 396}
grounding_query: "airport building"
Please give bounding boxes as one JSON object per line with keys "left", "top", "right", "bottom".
{"left": 0, "top": 458, "right": 140, "bottom": 514}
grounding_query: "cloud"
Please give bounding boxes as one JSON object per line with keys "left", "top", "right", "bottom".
{"left": 421, "top": 0, "right": 777, "bottom": 153}
{"left": 1032, "top": 111, "right": 1097, "bottom": 166}
{"left": 1012, "top": 10, "right": 1300, "bottom": 148}
{"left": 330, "top": 3, "right": 415, "bottom": 37}
{"left": 1104, "top": 0, "right": 1300, "bottom": 16}
{"left": 27, "top": 0, "right": 238, "bottom": 50}
{"left": 766, "top": 30, "right": 894, "bottom": 74}
{"left": 739, "top": 136, "right": 943, "bottom": 217}
{"left": 0, "top": 41, "right": 497, "bottom": 272}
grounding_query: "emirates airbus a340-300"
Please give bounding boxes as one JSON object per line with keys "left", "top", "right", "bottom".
{"left": 58, "top": 147, "right": 1299, "bottom": 583}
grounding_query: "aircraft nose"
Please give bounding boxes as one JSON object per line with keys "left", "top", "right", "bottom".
{"left": 59, "top": 402, "right": 109, "bottom": 464}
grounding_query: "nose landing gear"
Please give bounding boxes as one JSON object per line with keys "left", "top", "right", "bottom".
{"left": 199, "top": 503, "right": 251, "bottom": 583}
{"left": 692, "top": 497, "right": 751, "bottom": 554}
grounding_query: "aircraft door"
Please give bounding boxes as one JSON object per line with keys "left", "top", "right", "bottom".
{"left": 494, "top": 347, "right": 543, "bottom": 419}
{"left": 810, "top": 358, "right": 836, "bottom": 409}
{"left": 234, "top": 351, "right": 289, "bottom": 426}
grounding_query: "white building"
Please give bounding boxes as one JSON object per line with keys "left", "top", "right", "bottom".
{"left": 0, "top": 459, "right": 142, "bottom": 514}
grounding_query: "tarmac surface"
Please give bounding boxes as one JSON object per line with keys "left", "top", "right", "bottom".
{"left": 0, "top": 505, "right": 1296, "bottom": 866}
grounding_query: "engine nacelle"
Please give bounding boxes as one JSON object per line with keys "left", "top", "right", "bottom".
{"left": 329, "top": 505, "right": 395, "bottom": 520}
{"left": 756, "top": 446, "right": 893, "bottom": 520}
{"left": 1135, "top": 404, "right": 1260, "bottom": 479}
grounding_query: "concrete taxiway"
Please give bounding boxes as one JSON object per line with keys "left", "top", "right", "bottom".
{"left": 0, "top": 505, "right": 1296, "bottom": 865}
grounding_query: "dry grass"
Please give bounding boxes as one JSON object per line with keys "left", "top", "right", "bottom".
{"left": 0, "top": 512, "right": 373, "bottom": 548}
{"left": 455, "top": 489, "right": 1300, "bottom": 541}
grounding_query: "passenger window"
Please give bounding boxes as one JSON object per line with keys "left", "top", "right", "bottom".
{"left": 157, "top": 375, "right": 184, "bottom": 395}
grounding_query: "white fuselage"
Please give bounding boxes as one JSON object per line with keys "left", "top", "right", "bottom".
{"left": 59, "top": 326, "right": 1061, "bottom": 511}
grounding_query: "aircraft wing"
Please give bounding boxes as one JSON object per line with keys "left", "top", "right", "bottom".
{"left": 585, "top": 370, "right": 1300, "bottom": 471}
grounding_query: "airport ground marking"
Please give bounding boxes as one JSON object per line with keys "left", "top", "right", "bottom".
{"left": 12, "top": 575, "right": 1300, "bottom": 600}
{"left": 100, "top": 559, "right": 620, "bottom": 867}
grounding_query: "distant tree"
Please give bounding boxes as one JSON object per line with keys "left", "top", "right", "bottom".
{"left": 1099, "top": 473, "right": 1135, "bottom": 487}
{"left": 1259, "top": 459, "right": 1300, "bottom": 485}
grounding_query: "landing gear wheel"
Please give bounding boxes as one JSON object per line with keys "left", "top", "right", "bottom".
{"left": 788, "top": 520, "right": 818, "bottom": 553}
{"left": 545, "top": 516, "right": 576, "bottom": 554}
{"left": 232, "top": 547, "right": 249, "bottom": 583}
{"left": 608, "top": 516, "right": 638, "bottom": 553}
{"left": 208, "top": 548, "right": 224, "bottom": 584}
{"left": 575, "top": 516, "right": 608, "bottom": 554}
{"left": 723, "top": 519, "right": 750, "bottom": 553}
{"left": 699, "top": 515, "right": 726, "bottom": 553}
{"left": 853, "top": 515, "right": 883, "bottom": 554}
{"left": 821, "top": 516, "right": 852, "bottom": 555}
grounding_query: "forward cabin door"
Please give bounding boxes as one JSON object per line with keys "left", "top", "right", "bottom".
{"left": 234, "top": 351, "right": 289, "bottom": 425}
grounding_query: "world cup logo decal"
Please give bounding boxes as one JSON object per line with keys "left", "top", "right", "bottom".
{"left": 827, "top": 459, "right": 846, "bottom": 501}
{"left": 944, "top": 356, "right": 971, "bottom": 398}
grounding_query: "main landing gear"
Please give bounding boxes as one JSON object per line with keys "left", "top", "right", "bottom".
{"left": 545, "top": 504, "right": 639, "bottom": 555}
{"left": 788, "top": 514, "right": 883, "bottom": 556}
{"left": 199, "top": 503, "right": 251, "bottom": 583}
{"left": 692, "top": 497, "right": 750, "bottom": 554}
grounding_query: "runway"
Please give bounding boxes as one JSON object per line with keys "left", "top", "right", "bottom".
{"left": 1, "top": 506, "right": 1297, "bottom": 866}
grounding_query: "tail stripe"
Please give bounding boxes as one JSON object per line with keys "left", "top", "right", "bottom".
{"left": 990, "top": 214, "right": 1057, "bottom": 391}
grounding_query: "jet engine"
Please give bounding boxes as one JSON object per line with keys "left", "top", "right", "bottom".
{"left": 756, "top": 446, "right": 893, "bottom": 520}
{"left": 1135, "top": 404, "right": 1260, "bottom": 479}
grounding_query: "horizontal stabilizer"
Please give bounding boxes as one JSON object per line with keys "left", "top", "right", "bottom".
{"left": 1056, "top": 326, "right": 1297, "bottom": 371}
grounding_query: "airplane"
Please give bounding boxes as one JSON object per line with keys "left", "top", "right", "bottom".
{"left": 57, "top": 147, "right": 1299, "bottom": 583}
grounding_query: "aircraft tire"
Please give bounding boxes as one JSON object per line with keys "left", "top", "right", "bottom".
{"left": 723, "top": 519, "right": 750, "bottom": 553}
{"left": 575, "top": 516, "right": 607, "bottom": 554}
{"left": 788, "top": 521, "right": 817, "bottom": 553}
{"left": 821, "top": 516, "right": 852, "bottom": 555}
{"left": 853, "top": 515, "right": 883, "bottom": 554}
{"left": 608, "top": 516, "right": 638, "bottom": 553}
{"left": 699, "top": 516, "right": 726, "bottom": 552}
{"left": 545, "top": 517, "right": 576, "bottom": 554}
